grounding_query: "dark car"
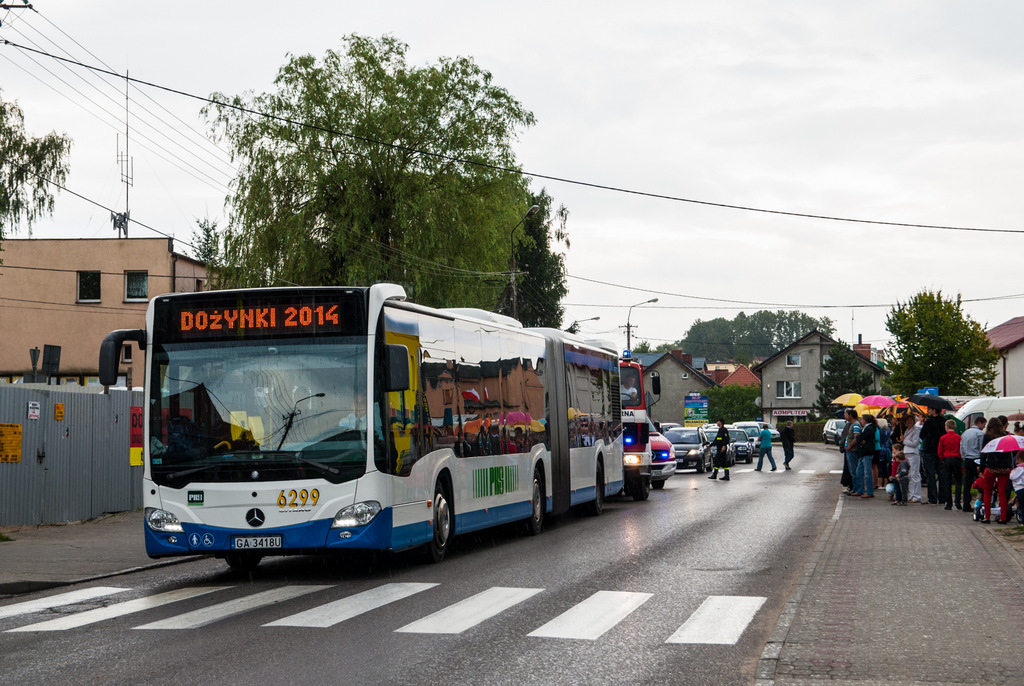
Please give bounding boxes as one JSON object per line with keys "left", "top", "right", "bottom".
{"left": 823, "top": 418, "right": 847, "bottom": 445}
{"left": 666, "top": 427, "right": 712, "bottom": 473}
{"left": 728, "top": 428, "right": 752, "bottom": 464}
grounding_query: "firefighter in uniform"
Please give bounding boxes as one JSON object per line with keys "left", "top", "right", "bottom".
{"left": 708, "top": 418, "right": 731, "bottom": 481}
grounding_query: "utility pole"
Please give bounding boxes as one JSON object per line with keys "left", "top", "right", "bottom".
{"left": 112, "top": 70, "right": 132, "bottom": 238}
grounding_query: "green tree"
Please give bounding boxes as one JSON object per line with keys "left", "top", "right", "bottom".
{"left": 204, "top": 34, "right": 534, "bottom": 306}
{"left": 683, "top": 311, "right": 835, "bottom": 361}
{"left": 631, "top": 340, "right": 654, "bottom": 353}
{"left": 503, "top": 189, "right": 569, "bottom": 328}
{"left": 1, "top": 91, "right": 72, "bottom": 252}
{"left": 813, "top": 342, "right": 874, "bottom": 414}
{"left": 706, "top": 384, "right": 761, "bottom": 424}
{"left": 885, "top": 290, "right": 998, "bottom": 396}
{"left": 191, "top": 217, "right": 220, "bottom": 266}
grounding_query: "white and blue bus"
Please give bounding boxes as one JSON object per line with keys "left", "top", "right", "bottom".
{"left": 100, "top": 284, "right": 623, "bottom": 570}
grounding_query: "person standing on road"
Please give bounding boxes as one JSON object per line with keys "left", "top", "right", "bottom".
{"left": 838, "top": 415, "right": 854, "bottom": 489}
{"left": 843, "top": 410, "right": 863, "bottom": 495}
{"left": 920, "top": 407, "right": 946, "bottom": 505}
{"left": 937, "top": 419, "right": 963, "bottom": 511}
{"left": 755, "top": 424, "right": 777, "bottom": 472}
{"left": 903, "top": 414, "right": 923, "bottom": 503}
{"left": 960, "top": 416, "right": 986, "bottom": 512}
{"left": 708, "top": 418, "right": 731, "bottom": 481}
{"left": 854, "top": 414, "right": 878, "bottom": 498}
{"left": 782, "top": 421, "right": 796, "bottom": 470}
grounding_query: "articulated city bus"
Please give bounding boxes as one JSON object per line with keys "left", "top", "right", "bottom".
{"left": 99, "top": 284, "right": 623, "bottom": 570}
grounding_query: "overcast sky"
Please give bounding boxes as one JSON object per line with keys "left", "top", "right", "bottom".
{"left": 3, "top": 1, "right": 1022, "bottom": 358}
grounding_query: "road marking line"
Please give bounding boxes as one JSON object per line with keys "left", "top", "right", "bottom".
{"left": 0, "top": 587, "right": 129, "bottom": 621}
{"left": 829, "top": 469, "right": 844, "bottom": 474}
{"left": 665, "top": 595, "right": 766, "bottom": 644}
{"left": 265, "top": 582, "right": 438, "bottom": 628}
{"left": 528, "top": 590, "right": 651, "bottom": 640}
{"left": 799, "top": 469, "right": 816, "bottom": 473}
{"left": 135, "top": 585, "right": 330, "bottom": 630}
{"left": 734, "top": 468, "right": 755, "bottom": 473}
{"left": 396, "top": 586, "right": 543, "bottom": 634}
{"left": 8, "top": 587, "right": 228, "bottom": 632}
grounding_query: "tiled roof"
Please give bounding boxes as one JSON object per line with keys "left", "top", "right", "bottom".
{"left": 987, "top": 316, "right": 1024, "bottom": 351}
{"left": 721, "top": 364, "right": 761, "bottom": 387}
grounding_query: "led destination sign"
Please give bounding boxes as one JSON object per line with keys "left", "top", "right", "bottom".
{"left": 179, "top": 304, "right": 340, "bottom": 334}
{"left": 156, "top": 290, "right": 367, "bottom": 342}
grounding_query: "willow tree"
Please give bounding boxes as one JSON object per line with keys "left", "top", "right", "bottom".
{"left": 1, "top": 91, "right": 71, "bottom": 250}
{"left": 204, "top": 34, "right": 535, "bottom": 306}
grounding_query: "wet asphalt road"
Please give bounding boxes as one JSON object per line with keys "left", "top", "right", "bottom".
{"left": 1, "top": 446, "right": 843, "bottom": 686}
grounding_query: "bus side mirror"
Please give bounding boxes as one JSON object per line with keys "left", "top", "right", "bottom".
{"left": 384, "top": 344, "right": 410, "bottom": 392}
{"left": 99, "top": 329, "right": 146, "bottom": 386}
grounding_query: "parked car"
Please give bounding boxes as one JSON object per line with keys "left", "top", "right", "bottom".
{"left": 649, "top": 430, "right": 676, "bottom": 489}
{"left": 735, "top": 421, "right": 780, "bottom": 443}
{"left": 822, "top": 418, "right": 847, "bottom": 445}
{"left": 665, "top": 427, "right": 712, "bottom": 473}
{"left": 734, "top": 423, "right": 762, "bottom": 453}
{"left": 728, "top": 427, "right": 752, "bottom": 463}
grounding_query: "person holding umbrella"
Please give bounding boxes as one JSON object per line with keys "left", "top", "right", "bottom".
{"left": 979, "top": 434, "right": 1023, "bottom": 524}
{"left": 959, "top": 416, "right": 987, "bottom": 512}
{"left": 919, "top": 407, "right": 946, "bottom": 505}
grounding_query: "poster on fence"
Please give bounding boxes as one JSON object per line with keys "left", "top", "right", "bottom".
{"left": 130, "top": 406, "right": 144, "bottom": 466}
{"left": 0, "top": 423, "right": 22, "bottom": 463}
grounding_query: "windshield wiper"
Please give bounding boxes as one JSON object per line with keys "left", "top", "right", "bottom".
{"left": 166, "top": 463, "right": 223, "bottom": 480}
{"left": 226, "top": 449, "right": 341, "bottom": 476}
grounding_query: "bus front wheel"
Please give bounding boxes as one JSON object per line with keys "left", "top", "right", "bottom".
{"left": 586, "top": 461, "right": 604, "bottom": 517}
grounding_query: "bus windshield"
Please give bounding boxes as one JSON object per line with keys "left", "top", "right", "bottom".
{"left": 149, "top": 336, "right": 369, "bottom": 487}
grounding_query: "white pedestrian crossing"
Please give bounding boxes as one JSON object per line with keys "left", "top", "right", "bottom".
{"left": 799, "top": 469, "right": 816, "bottom": 474}
{"left": 2, "top": 582, "right": 766, "bottom": 645}
{"left": 829, "top": 469, "right": 844, "bottom": 474}
{"left": 8, "top": 587, "right": 228, "bottom": 632}
{"left": 527, "top": 590, "right": 651, "bottom": 640}
{"left": 396, "top": 586, "right": 543, "bottom": 634}
{"left": 665, "top": 595, "right": 766, "bottom": 644}
{"left": 135, "top": 585, "right": 331, "bottom": 630}
{"left": 266, "top": 582, "right": 437, "bottom": 628}
{"left": 0, "top": 586, "right": 129, "bottom": 621}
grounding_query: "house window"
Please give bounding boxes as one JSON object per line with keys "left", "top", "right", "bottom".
{"left": 776, "top": 381, "right": 801, "bottom": 398}
{"left": 125, "top": 271, "right": 148, "bottom": 301}
{"left": 195, "top": 278, "right": 203, "bottom": 292}
{"left": 785, "top": 354, "right": 801, "bottom": 367}
{"left": 77, "top": 271, "right": 101, "bottom": 302}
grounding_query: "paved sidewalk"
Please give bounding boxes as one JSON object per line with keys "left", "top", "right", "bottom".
{"left": 0, "top": 511, "right": 198, "bottom": 595}
{"left": 757, "top": 493, "right": 1024, "bottom": 685}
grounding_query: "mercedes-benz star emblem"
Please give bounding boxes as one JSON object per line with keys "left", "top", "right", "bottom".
{"left": 245, "top": 508, "right": 265, "bottom": 528}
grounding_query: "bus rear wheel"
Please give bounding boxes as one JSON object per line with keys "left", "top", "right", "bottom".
{"left": 586, "top": 461, "right": 604, "bottom": 516}
{"left": 524, "top": 468, "right": 545, "bottom": 535}
{"left": 225, "top": 552, "right": 263, "bottom": 572}
{"left": 428, "top": 481, "right": 453, "bottom": 563}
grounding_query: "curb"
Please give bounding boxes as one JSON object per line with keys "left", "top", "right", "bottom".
{"left": 753, "top": 495, "right": 845, "bottom": 686}
{"left": 0, "top": 556, "right": 204, "bottom": 597}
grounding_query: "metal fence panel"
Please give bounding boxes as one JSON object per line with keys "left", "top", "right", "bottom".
{"left": 0, "top": 386, "right": 143, "bottom": 526}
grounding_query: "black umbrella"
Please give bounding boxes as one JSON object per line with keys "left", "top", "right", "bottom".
{"left": 906, "top": 393, "right": 956, "bottom": 411}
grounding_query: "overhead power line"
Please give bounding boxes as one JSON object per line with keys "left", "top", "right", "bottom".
{"left": 4, "top": 38, "right": 1024, "bottom": 236}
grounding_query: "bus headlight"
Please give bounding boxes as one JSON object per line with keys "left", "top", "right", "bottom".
{"left": 145, "top": 507, "right": 183, "bottom": 533}
{"left": 331, "top": 501, "right": 382, "bottom": 528}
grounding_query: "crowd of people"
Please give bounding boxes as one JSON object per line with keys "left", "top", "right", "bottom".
{"left": 837, "top": 408, "right": 1024, "bottom": 524}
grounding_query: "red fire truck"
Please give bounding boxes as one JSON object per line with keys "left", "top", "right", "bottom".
{"left": 619, "top": 352, "right": 660, "bottom": 500}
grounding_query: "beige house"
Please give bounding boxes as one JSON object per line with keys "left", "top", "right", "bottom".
{"left": 0, "top": 237, "right": 207, "bottom": 387}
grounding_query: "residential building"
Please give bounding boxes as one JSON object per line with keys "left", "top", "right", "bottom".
{"left": 0, "top": 237, "right": 208, "bottom": 387}
{"left": 634, "top": 350, "right": 717, "bottom": 426}
{"left": 987, "top": 316, "right": 1024, "bottom": 396}
{"left": 751, "top": 331, "right": 886, "bottom": 421}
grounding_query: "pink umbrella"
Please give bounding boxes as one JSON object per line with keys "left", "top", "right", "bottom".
{"left": 980, "top": 434, "right": 1024, "bottom": 453}
{"left": 859, "top": 395, "right": 895, "bottom": 408}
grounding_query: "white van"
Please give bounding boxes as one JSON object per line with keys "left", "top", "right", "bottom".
{"left": 954, "top": 396, "right": 1024, "bottom": 426}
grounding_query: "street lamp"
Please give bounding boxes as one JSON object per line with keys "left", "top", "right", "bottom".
{"left": 625, "top": 298, "right": 658, "bottom": 351}
{"left": 568, "top": 316, "right": 600, "bottom": 334}
{"left": 509, "top": 204, "right": 541, "bottom": 320}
